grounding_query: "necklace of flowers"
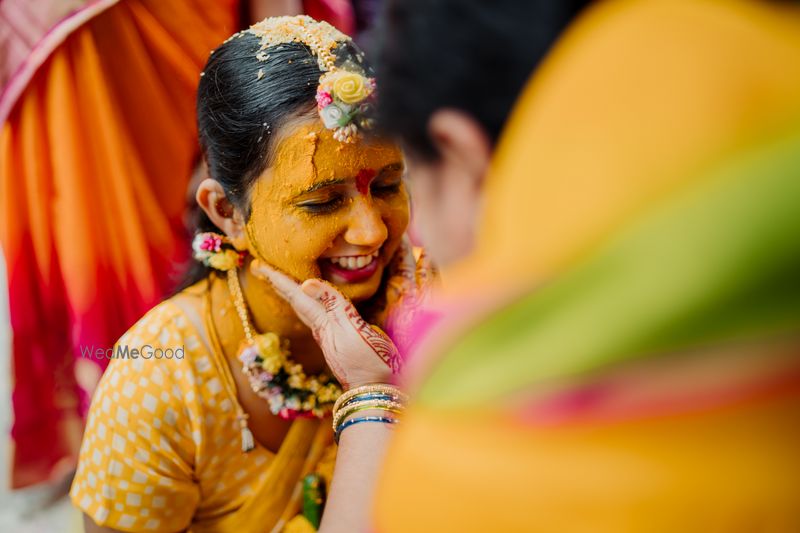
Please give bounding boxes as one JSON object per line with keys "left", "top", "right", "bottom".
{"left": 226, "top": 268, "right": 342, "bottom": 420}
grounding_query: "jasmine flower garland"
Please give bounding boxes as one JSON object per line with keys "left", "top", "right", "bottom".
{"left": 238, "top": 332, "right": 342, "bottom": 419}
{"left": 227, "top": 268, "right": 343, "bottom": 420}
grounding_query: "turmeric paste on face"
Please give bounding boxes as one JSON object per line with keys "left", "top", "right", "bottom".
{"left": 246, "top": 122, "right": 409, "bottom": 301}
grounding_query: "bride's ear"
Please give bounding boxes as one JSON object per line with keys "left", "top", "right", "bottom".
{"left": 196, "top": 178, "right": 248, "bottom": 250}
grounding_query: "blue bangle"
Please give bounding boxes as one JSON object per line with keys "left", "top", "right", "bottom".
{"left": 342, "top": 392, "right": 394, "bottom": 404}
{"left": 334, "top": 415, "right": 397, "bottom": 444}
{"left": 339, "top": 393, "right": 394, "bottom": 410}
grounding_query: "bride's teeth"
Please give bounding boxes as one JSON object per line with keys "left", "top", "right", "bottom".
{"left": 329, "top": 252, "right": 379, "bottom": 270}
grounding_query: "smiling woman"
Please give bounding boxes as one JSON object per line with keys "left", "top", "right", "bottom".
{"left": 68, "top": 15, "right": 423, "bottom": 533}
{"left": 245, "top": 122, "right": 407, "bottom": 302}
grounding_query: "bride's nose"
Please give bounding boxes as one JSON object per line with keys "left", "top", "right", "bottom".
{"left": 343, "top": 196, "right": 388, "bottom": 248}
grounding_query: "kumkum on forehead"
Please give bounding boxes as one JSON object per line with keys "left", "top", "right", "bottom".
{"left": 355, "top": 169, "right": 377, "bottom": 196}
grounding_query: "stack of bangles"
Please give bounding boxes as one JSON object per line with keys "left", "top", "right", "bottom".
{"left": 332, "top": 384, "right": 408, "bottom": 444}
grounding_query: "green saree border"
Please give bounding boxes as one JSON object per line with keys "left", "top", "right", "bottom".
{"left": 419, "top": 132, "right": 800, "bottom": 408}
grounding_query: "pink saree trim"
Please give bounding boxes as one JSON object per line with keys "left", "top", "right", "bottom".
{"left": 0, "top": 0, "right": 120, "bottom": 125}
{"left": 513, "top": 353, "right": 800, "bottom": 428}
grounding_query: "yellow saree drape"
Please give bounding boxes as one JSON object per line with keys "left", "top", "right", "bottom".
{"left": 70, "top": 279, "right": 337, "bottom": 532}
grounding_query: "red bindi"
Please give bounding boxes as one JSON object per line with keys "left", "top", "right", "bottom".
{"left": 355, "top": 168, "right": 377, "bottom": 196}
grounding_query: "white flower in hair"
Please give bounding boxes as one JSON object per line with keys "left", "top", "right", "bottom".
{"left": 320, "top": 103, "right": 349, "bottom": 129}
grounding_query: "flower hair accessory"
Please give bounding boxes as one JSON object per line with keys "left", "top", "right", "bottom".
{"left": 316, "top": 70, "right": 376, "bottom": 143}
{"left": 192, "top": 232, "right": 246, "bottom": 271}
{"left": 242, "top": 15, "right": 376, "bottom": 143}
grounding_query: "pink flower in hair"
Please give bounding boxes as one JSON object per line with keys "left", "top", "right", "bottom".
{"left": 316, "top": 90, "right": 333, "bottom": 109}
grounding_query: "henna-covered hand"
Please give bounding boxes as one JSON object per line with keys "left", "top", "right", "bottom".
{"left": 251, "top": 261, "right": 398, "bottom": 390}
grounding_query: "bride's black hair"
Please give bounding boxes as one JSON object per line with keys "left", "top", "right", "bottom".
{"left": 178, "top": 32, "right": 367, "bottom": 290}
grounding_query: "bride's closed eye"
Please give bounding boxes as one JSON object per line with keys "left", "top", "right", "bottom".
{"left": 294, "top": 162, "right": 404, "bottom": 214}
{"left": 296, "top": 194, "right": 345, "bottom": 214}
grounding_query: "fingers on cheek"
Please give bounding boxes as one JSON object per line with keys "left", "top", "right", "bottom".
{"left": 271, "top": 279, "right": 295, "bottom": 301}
{"left": 320, "top": 290, "right": 338, "bottom": 313}
{"left": 300, "top": 280, "right": 335, "bottom": 311}
{"left": 249, "top": 263, "right": 268, "bottom": 282}
{"left": 300, "top": 279, "right": 318, "bottom": 297}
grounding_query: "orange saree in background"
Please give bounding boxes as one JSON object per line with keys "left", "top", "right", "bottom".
{"left": 0, "top": 0, "right": 239, "bottom": 488}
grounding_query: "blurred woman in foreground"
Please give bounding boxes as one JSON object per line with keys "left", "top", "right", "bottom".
{"left": 274, "top": 0, "right": 800, "bottom": 530}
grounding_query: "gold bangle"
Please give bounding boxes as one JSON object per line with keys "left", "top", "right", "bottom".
{"left": 334, "top": 405, "right": 403, "bottom": 431}
{"left": 332, "top": 399, "right": 405, "bottom": 430}
{"left": 333, "top": 383, "right": 407, "bottom": 415}
{"left": 332, "top": 393, "right": 401, "bottom": 430}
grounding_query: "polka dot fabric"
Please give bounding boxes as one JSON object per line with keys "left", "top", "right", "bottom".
{"left": 70, "top": 301, "right": 274, "bottom": 531}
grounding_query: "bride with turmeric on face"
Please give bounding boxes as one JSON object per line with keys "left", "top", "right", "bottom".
{"left": 70, "top": 16, "right": 427, "bottom": 533}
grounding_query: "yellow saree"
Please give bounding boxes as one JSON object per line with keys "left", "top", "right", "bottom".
{"left": 71, "top": 279, "right": 336, "bottom": 532}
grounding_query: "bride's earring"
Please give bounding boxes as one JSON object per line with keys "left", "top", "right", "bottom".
{"left": 192, "top": 231, "right": 247, "bottom": 271}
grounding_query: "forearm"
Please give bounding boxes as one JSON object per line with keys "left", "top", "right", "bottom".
{"left": 319, "top": 413, "right": 395, "bottom": 533}
{"left": 253, "top": 264, "right": 413, "bottom": 531}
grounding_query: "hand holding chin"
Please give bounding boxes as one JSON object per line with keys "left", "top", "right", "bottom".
{"left": 251, "top": 260, "right": 399, "bottom": 390}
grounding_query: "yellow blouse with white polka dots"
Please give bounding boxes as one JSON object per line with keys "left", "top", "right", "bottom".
{"left": 70, "top": 294, "right": 327, "bottom": 532}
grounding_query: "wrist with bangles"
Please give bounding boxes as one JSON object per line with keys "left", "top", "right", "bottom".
{"left": 332, "top": 383, "right": 408, "bottom": 443}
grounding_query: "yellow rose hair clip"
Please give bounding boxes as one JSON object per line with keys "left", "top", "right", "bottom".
{"left": 244, "top": 15, "right": 376, "bottom": 143}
